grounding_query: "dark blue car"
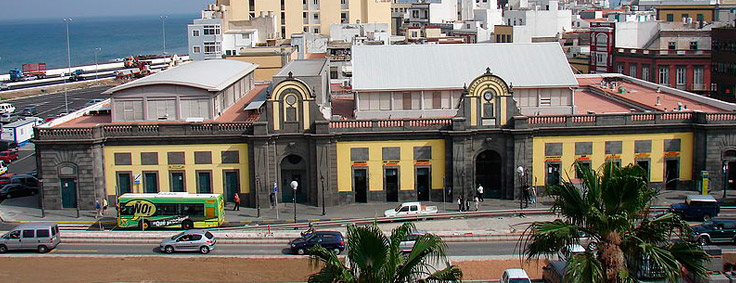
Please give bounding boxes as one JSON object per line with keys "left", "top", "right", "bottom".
{"left": 670, "top": 195, "right": 720, "bottom": 221}
{"left": 290, "top": 231, "right": 345, "bottom": 255}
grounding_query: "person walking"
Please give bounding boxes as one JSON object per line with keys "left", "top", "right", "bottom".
{"left": 474, "top": 196, "right": 480, "bottom": 211}
{"left": 269, "top": 192, "right": 276, "bottom": 209}
{"left": 233, "top": 193, "right": 241, "bottom": 211}
{"left": 476, "top": 184, "right": 484, "bottom": 202}
{"left": 457, "top": 196, "right": 463, "bottom": 212}
{"left": 94, "top": 200, "right": 101, "bottom": 218}
{"left": 522, "top": 187, "right": 530, "bottom": 208}
{"left": 530, "top": 186, "right": 537, "bottom": 204}
{"left": 102, "top": 198, "right": 108, "bottom": 215}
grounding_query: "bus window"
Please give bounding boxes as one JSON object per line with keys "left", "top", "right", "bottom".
{"left": 157, "top": 203, "right": 177, "bottom": 215}
{"left": 119, "top": 203, "right": 135, "bottom": 215}
{"left": 180, "top": 204, "right": 205, "bottom": 216}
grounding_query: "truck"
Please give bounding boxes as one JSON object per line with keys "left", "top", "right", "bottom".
{"left": 9, "top": 63, "right": 47, "bottom": 82}
{"left": 1, "top": 117, "right": 42, "bottom": 145}
{"left": 384, "top": 202, "right": 438, "bottom": 217}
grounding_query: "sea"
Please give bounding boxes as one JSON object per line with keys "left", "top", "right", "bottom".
{"left": 0, "top": 14, "right": 197, "bottom": 72}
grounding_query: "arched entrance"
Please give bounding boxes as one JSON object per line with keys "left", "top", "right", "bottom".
{"left": 280, "top": 154, "right": 308, "bottom": 204}
{"left": 724, "top": 149, "right": 736, "bottom": 191}
{"left": 476, "top": 150, "right": 502, "bottom": 199}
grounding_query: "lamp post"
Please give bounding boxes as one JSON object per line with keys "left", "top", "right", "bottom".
{"left": 290, "top": 180, "right": 298, "bottom": 222}
{"left": 724, "top": 162, "right": 729, "bottom": 199}
{"left": 255, "top": 174, "right": 261, "bottom": 218}
{"left": 517, "top": 166, "right": 525, "bottom": 210}
{"left": 160, "top": 16, "right": 168, "bottom": 55}
{"left": 320, "top": 174, "right": 325, "bottom": 216}
{"left": 93, "top": 47, "right": 101, "bottom": 80}
{"left": 63, "top": 18, "right": 72, "bottom": 114}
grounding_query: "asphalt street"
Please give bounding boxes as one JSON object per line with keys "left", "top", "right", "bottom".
{"left": 6, "top": 85, "right": 110, "bottom": 119}
{"left": 7, "top": 241, "right": 524, "bottom": 256}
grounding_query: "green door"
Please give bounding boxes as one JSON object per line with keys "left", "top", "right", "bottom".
{"left": 224, "top": 171, "right": 239, "bottom": 202}
{"left": 61, "top": 178, "right": 77, "bottom": 208}
{"left": 197, "top": 171, "right": 212, "bottom": 193}
{"left": 117, "top": 173, "right": 131, "bottom": 195}
{"left": 144, "top": 173, "right": 158, "bottom": 193}
{"left": 170, "top": 172, "right": 185, "bottom": 192}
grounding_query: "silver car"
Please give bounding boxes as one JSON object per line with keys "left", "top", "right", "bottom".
{"left": 0, "top": 222, "right": 60, "bottom": 253}
{"left": 159, "top": 230, "right": 216, "bottom": 254}
{"left": 399, "top": 230, "right": 427, "bottom": 253}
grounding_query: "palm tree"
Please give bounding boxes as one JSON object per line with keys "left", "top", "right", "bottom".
{"left": 522, "top": 161, "right": 710, "bottom": 282}
{"left": 307, "top": 222, "right": 463, "bottom": 283}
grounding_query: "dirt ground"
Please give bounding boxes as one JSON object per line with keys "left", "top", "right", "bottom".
{"left": 0, "top": 256, "right": 545, "bottom": 282}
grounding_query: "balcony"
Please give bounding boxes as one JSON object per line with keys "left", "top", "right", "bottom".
{"left": 35, "top": 122, "right": 254, "bottom": 142}
{"left": 327, "top": 118, "right": 453, "bottom": 133}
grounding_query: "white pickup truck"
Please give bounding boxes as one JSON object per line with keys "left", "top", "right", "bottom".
{"left": 384, "top": 202, "right": 438, "bottom": 217}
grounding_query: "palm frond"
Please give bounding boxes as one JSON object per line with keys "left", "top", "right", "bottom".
{"left": 565, "top": 250, "right": 604, "bottom": 283}
{"left": 422, "top": 264, "right": 463, "bottom": 283}
{"left": 668, "top": 242, "right": 711, "bottom": 281}
{"left": 396, "top": 233, "right": 450, "bottom": 282}
{"left": 522, "top": 219, "right": 581, "bottom": 260}
{"left": 308, "top": 244, "right": 354, "bottom": 283}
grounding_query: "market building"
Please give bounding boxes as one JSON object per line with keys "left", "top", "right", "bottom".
{"left": 34, "top": 43, "right": 736, "bottom": 211}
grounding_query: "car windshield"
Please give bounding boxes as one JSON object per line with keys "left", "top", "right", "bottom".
{"left": 509, "top": 279, "right": 531, "bottom": 283}
{"left": 171, "top": 232, "right": 184, "bottom": 240}
{"left": 395, "top": 204, "right": 403, "bottom": 212}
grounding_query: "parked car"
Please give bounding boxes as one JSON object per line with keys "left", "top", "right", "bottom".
{"left": 670, "top": 195, "right": 720, "bottom": 221}
{"left": 44, "top": 116, "right": 56, "bottom": 122}
{"left": 384, "top": 202, "right": 438, "bottom": 217}
{"left": 20, "top": 106, "right": 38, "bottom": 116}
{"left": 159, "top": 230, "right": 216, "bottom": 254}
{"left": 0, "top": 82, "right": 9, "bottom": 91}
{"left": 399, "top": 230, "right": 427, "bottom": 253}
{"left": 290, "top": 231, "right": 345, "bottom": 255}
{"left": 0, "top": 113, "right": 19, "bottom": 123}
{"left": 543, "top": 261, "right": 568, "bottom": 283}
{"left": 0, "top": 222, "right": 60, "bottom": 253}
{"left": 689, "top": 219, "right": 736, "bottom": 245}
{"left": 84, "top": 98, "right": 104, "bottom": 107}
{"left": 0, "top": 140, "right": 18, "bottom": 152}
{"left": 0, "top": 175, "right": 40, "bottom": 199}
{"left": 501, "top": 268, "right": 531, "bottom": 283}
{"left": 0, "top": 103, "right": 15, "bottom": 114}
{"left": 0, "top": 150, "right": 19, "bottom": 162}
{"left": 0, "top": 174, "right": 15, "bottom": 186}
{"left": 0, "top": 161, "right": 7, "bottom": 176}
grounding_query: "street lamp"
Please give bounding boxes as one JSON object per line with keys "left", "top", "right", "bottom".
{"left": 160, "top": 16, "right": 168, "bottom": 55}
{"left": 724, "top": 162, "right": 729, "bottom": 199}
{"left": 255, "top": 174, "right": 261, "bottom": 218}
{"left": 63, "top": 18, "right": 72, "bottom": 114}
{"left": 517, "top": 166, "right": 525, "bottom": 210}
{"left": 290, "top": 180, "right": 298, "bottom": 222}
{"left": 320, "top": 174, "right": 325, "bottom": 216}
{"left": 94, "top": 47, "right": 101, "bottom": 80}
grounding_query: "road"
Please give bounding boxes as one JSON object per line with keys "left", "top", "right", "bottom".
{"left": 20, "top": 241, "right": 524, "bottom": 256}
{"left": 6, "top": 85, "right": 110, "bottom": 118}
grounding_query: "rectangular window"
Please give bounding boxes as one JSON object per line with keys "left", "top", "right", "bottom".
{"left": 658, "top": 66, "right": 669, "bottom": 85}
{"left": 382, "top": 147, "right": 400, "bottom": 161}
{"left": 690, "top": 41, "right": 698, "bottom": 50}
{"left": 350, "top": 148, "right": 369, "bottom": 161}
{"left": 617, "top": 64, "right": 624, "bottom": 74}
{"left": 193, "top": 46, "right": 201, "bottom": 54}
{"left": 682, "top": 14, "right": 689, "bottom": 20}
{"left": 666, "top": 14, "right": 674, "bottom": 22}
{"left": 575, "top": 142, "right": 593, "bottom": 156}
{"left": 167, "top": 152, "right": 185, "bottom": 165}
{"left": 143, "top": 172, "right": 159, "bottom": 193}
{"left": 413, "top": 146, "right": 432, "bottom": 160}
{"left": 402, "top": 92, "right": 412, "bottom": 110}
{"left": 203, "top": 25, "right": 220, "bottom": 35}
{"left": 147, "top": 99, "right": 176, "bottom": 120}
{"left": 665, "top": 139, "right": 681, "bottom": 152}
{"left": 668, "top": 42, "right": 676, "bottom": 50}
{"left": 697, "top": 14, "right": 704, "bottom": 21}
{"left": 115, "top": 100, "right": 144, "bottom": 121}
{"left": 196, "top": 171, "right": 212, "bottom": 194}
{"left": 629, "top": 64, "right": 637, "bottom": 78}
{"left": 576, "top": 162, "right": 591, "bottom": 178}
{"left": 192, "top": 30, "right": 200, "bottom": 37}
{"left": 635, "top": 140, "right": 652, "bottom": 153}
{"left": 194, "top": 151, "right": 212, "bottom": 164}
{"left": 545, "top": 143, "right": 563, "bottom": 156}
{"left": 642, "top": 65, "right": 650, "bottom": 81}
{"left": 693, "top": 66, "right": 704, "bottom": 89}
{"left": 140, "top": 152, "right": 158, "bottom": 165}
{"left": 204, "top": 42, "right": 220, "bottom": 54}
{"left": 432, "top": 92, "right": 442, "bottom": 109}
{"left": 605, "top": 141, "right": 622, "bottom": 154}
{"left": 170, "top": 171, "right": 185, "bottom": 192}
{"left": 114, "top": 153, "right": 132, "bottom": 165}
{"left": 221, "top": 151, "right": 240, "bottom": 164}
{"left": 676, "top": 66, "right": 686, "bottom": 87}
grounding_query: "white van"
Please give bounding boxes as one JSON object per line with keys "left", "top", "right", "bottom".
{"left": 0, "top": 103, "right": 15, "bottom": 114}
{"left": 501, "top": 268, "right": 531, "bottom": 283}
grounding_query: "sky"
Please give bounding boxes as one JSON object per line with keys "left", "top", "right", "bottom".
{"left": 0, "top": 0, "right": 214, "bottom": 21}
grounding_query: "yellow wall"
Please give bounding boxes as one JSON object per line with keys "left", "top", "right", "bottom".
{"left": 104, "top": 144, "right": 250, "bottom": 196}
{"left": 336, "top": 140, "right": 446, "bottom": 193}
{"left": 532, "top": 132, "right": 693, "bottom": 186}
{"left": 226, "top": 52, "right": 292, "bottom": 81}
{"left": 657, "top": 6, "right": 715, "bottom": 22}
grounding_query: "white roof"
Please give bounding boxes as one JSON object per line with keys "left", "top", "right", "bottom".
{"left": 352, "top": 43, "right": 578, "bottom": 91}
{"left": 119, "top": 192, "right": 221, "bottom": 199}
{"left": 103, "top": 60, "right": 258, "bottom": 94}
{"left": 687, "top": 195, "right": 717, "bottom": 202}
{"left": 503, "top": 268, "right": 530, "bottom": 279}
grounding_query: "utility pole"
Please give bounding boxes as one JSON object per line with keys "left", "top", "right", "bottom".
{"left": 160, "top": 16, "right": 168, "bottom": 55}
{"left": 320, "top": 175, "right": 325, "bottom": 216}
{"left": 63, "top": 18, "right": 72, "bottom": 114}
{"left": 255, "top": 174, "right": 261, "bottom": 218}
{"left": 94, "top": 47, "right": 101, "bottom": 80}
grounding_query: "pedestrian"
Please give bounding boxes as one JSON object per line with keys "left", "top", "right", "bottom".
{"left": 457, "top": 196, "right": 463, "bottom": 212}
{"left": 269, "top": 192, "right": 276, "bottom": 209}
{"left": 102, "top": 198, "right": 108, "bottom": 215}
{"left": 233, "top": 193, "right": 240, "bottom": 211}
{"left": 94, "top": 200, "right": 101, "bottom": 218}
{"left": 474, "top": 196, "right": 480, "bottom": 211}
{"left": 465, "top": 198, "right": 471, "bottom": 212}
{"left": 476, "top": 184, "right": 484, "bottom": 202}
{"left": 530, "top": 186, "right": 537, "bottom": 204}
{"left": 522, "top": 187, "right": 530, "bottom": 208}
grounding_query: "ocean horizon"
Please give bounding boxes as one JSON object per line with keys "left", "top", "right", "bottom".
{"left": 0, "top": 13, "right": 197, "bottom": 73}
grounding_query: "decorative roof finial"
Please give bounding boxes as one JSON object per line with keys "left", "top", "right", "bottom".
{"left": 288, "top": 71, "right": 293, "bottom": 78}
{"left": 485, "top": 67, "right": 492, "bottom": 75}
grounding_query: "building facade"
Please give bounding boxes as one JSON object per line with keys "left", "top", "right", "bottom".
{"left": 712, "top": 27, "right": 736, "bottom": 101}
{"left": 34, "top": 44, "right": 736, "bottom": 213}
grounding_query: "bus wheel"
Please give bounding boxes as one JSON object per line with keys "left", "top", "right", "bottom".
{"left": 139, "top": 220, "right": 150, "bottom": 230}
{"left": 182, "top": 220, "right": 193, "bottom": 230}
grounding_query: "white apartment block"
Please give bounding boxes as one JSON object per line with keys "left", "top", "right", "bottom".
{"left": 502, "top": 1, "right": 572, "bottom": 43}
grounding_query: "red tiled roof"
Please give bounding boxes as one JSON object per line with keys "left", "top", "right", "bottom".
{"left": 574, "top": 90, "right": 632, "bottom": 114}
{"left": 331, "top": 97, "right": 355, "bottom": 119}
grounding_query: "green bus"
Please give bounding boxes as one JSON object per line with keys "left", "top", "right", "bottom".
{"left": 117, "top": 192, "right": 225, "bottom": 229}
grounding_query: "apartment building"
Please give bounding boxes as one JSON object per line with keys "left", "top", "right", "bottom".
{"left": 217, "top": 0, "right": 392, "bottom": 38}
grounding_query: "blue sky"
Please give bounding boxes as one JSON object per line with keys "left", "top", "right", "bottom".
{"left": 1, "top": 0, "right": 214, "bottom": 20}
